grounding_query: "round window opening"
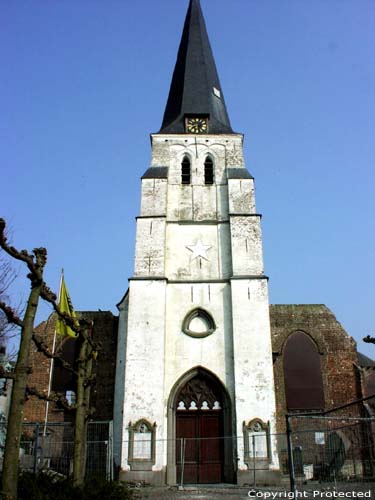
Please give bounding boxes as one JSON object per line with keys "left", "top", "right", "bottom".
{"left": 182, "top": 308, "right": 216, "bottom": 338}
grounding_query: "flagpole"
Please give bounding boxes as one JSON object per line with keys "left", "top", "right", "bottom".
{"left": 43, "top": 269, "right": 64, "bottom": 436}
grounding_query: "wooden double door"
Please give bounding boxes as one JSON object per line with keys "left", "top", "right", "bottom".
{"left": 176, "top": 410, "right": 223, "bottom": 484}
{"left": 175, "top": 373, "right": 225, "bottom": 484}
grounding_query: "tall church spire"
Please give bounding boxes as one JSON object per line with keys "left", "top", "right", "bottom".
{"left": 159, "top": 0, "right": 233, "bottom": 134}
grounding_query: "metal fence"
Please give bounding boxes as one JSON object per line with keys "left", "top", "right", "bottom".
{"left": 2, "top": 402, "right": 375, "bottom": 493}
{"left": 120, "top": 433, "right": 285, "bottom": 487}
{"left": 118, "top": 397, "right": 375, "bottom": 492}
{"left": 286, "top": 396, "right": 375, "bottom": 494}
{"left": 175, "top": 433, "right": 285, "bottom": 487}
{"left": 0, "top": 420, "right": 113, "bottom": 480}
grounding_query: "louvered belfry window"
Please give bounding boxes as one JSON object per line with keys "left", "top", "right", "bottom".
{"left": 181, "top": 156, "right": 191, "bottom": 184}
{"left": 204, "top": 157, "right": 214, "bottom": 184}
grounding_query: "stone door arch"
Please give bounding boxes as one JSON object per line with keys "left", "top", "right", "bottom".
{"left": 167, "top": 367, "right": 234, "bottom": 484}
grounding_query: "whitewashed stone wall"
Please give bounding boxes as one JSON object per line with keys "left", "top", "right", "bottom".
{"left": 134, "top": 217, "right": 166, "bottom": 277}
{"left": 115, "top": 132, "right": 279, "bottom": 481}
{"left": 228, "top": 178, "right": 256, "bottom": 214}
{"left": 119, "top": 279, "right": 167, "bottom": 471}
{"left": 113, "top": 293, "right": 129, "bottom": 467}
{"left": 230, "top": 216, "right": 264, "bottom": 276}
{"left": 140, "top": 178, "right": 167, "bottom": 216}
{"left": 164, "top": 282, "right": 235, "bottom": 398}
{"left": 230, "top": 278, "right": 279, "bottom": 469}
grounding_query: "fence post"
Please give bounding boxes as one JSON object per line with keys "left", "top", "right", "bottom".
{"left": 252, "top": 434, "right": 256, "bottom": 487}
{"left": 285, "top": 415, "right": 296, "bottom": 496}
{"left": 33, "top": 423, "right": 40, "bottom": 475}
{"left": 180, "top": 438, "right": 185, "bottom": 489}
{"left": 108, "top": 420, "right": 114, "bottom": 481}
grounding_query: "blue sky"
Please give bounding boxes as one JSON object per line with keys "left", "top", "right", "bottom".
{"left": 1, "top": 1, "right": 374, "bottom": 356}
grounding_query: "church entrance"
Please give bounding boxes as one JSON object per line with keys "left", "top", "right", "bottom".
{"left": 174, "top": 370, "right": 231, "bottom": 484}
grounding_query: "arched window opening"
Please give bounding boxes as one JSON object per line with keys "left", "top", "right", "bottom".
{"left": 204, "top": 157, "right": 214, "bottom": 185}
{"left": 283, "top": 331, "right": 324, "bottom": 410}
{"left": 181, "top": 156, "right": 191, "bottom": 184}
{"left": 182, "top": 308, "right": 216, "bottom": 338}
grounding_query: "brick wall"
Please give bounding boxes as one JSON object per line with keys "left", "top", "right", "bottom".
{"left": 24, "top": 311, "right": 118, "bottom": 423}
{"left": 270, "top": 304, "right": 361, "bottom": 433}
{"left": 80, "top": 311, "right": 118, "bottom": 421}
{"left": 25, "top": 304, "right": 364, "bottom": 434}
{"left": 24, "top": 316, "right": 56, "bottom": 423}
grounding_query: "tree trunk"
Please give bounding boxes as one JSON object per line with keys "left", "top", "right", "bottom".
{"left": 73, "top": 331, "right": 93, "bottom": 487}
{"left": 1, "top": 284, "right": 42, "bottom": 500}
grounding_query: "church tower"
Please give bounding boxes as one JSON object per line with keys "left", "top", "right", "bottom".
{"left": 114, "top": 0, "right": 279, "bottom": 485}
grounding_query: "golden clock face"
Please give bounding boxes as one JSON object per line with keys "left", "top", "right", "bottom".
{"left": 186, "top": 117, "right": 208, "bottom": 134}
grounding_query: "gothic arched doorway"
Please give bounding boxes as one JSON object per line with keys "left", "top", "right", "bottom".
{"left": 167, "top": 368, "right": 234, "bottom": 484}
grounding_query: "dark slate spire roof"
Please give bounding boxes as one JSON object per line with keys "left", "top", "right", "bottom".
{"left": 159, "top": 0, "right": 233, "bottom": 134}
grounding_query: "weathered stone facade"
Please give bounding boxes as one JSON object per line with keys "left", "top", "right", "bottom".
{"left": 114, "top": 132, "right": 279, "bottom": 485}
{"left": 270, "top": 304, "right": 361, "bottom": 433}
{"left": 25, "top": 305, "right": 365, "bottom": 426}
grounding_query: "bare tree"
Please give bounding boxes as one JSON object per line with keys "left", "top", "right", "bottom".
{"left": 0, "top": 218, "right": 98, "bottom": 500}
{"left": 0, "top": 258, "right": 17, "bottom": 344}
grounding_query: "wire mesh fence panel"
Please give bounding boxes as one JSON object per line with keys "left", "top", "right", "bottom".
{"left": 0, "top": 420, "right": 113, "bottom": 479}
{"left": 123, "top": 434, "right": 283, "bottom": 487}
{"left": 86, "top": 421, "right": 113, "bottom": 479}
{"left": 181, "top": 436, "right": 224, "bottom": 484}
{"left": 287, "top": 396, "right": 375, "bottom": 493}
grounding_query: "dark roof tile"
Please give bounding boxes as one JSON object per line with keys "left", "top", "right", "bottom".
{"left": 141, "top": 166, "right": 169, "bottom": 179}
{"left": 227, "top": 168, "right": 254, "bottom": 180}
{"left": 159, "top": 0, "right": 233, "bottom": 134}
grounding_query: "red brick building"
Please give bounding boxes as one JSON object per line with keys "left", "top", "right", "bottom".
{"left": 24, "top": 311, "right": 118, "bottom": 424}
{"left": 24, "top": 304, "right": 372, "bottom": 430}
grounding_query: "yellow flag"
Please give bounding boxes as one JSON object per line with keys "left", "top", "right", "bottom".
{"left": 55, "top": 276, "right": 79, "bottom": 337}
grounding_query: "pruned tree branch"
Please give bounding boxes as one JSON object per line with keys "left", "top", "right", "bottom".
{"left": 0, "top": 255, "right": 19, "bottom": 344}
{"left": 0, "top": 300, "right": 23, "bottom": 327}
{"left": 1, "top": 219, "right": 98, "bottom": 348}
{"left": 83, "top": 374, "right": 96, "bottom": 388}
{"left": 31, "top": 332, "right": 78, "bottom": 376}
{"left": 0, "top": 219, "right": 46, "bottom": 280}
{"left": 0, "top": 258, "right": 16, "bottom": 296}
{"left": 0, "top": 300, "right": 84, "bottom": 378}
{"left": 0, "top": 365, "right": 15, "bottom": 380}
{"left": 40, "top": 283, "right": 97, "bottom": 350}
{"left": 1, "top": 217, "right": 100, "bottom": 493}
{"left": 26, "top": 386, "right": 95, "bottom": 418}
{"left": 26, "top": 386, "right": 74, "bottom": 412}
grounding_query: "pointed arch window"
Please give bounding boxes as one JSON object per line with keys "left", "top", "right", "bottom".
{"left": 181, "top": 156, "right": 191, "bottom": 184}
{"left": 283, "top": 331, "right": 324, "bottom": 410}
{"left": 204, "top": 157, "right": 214, "bottom": 185}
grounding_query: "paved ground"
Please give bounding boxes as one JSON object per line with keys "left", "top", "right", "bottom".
{"left": 133, "top": 483, "right": 375, "bottom": 500}
{"left": 134, "top": 486, "right": 254, "bottom": 500}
